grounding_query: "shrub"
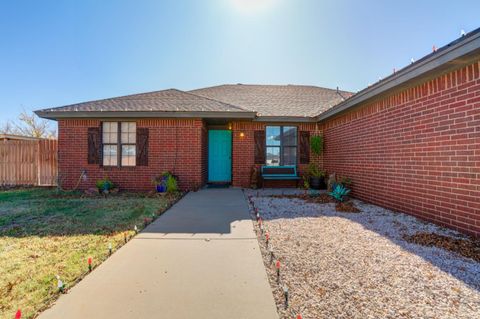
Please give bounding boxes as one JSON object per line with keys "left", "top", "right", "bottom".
{"left": 166, "top": 174, "right": 178, "bottom": 193}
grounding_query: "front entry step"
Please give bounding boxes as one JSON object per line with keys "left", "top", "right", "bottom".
{"left": 206, "top": 183, "right": 231, "bottom": 189}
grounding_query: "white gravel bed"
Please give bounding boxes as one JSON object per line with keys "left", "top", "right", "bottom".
{"left": 244, "top": 189, "right": 480, "bottom": 319}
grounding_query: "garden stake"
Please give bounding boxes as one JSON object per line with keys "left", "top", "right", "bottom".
{"left": 276, "top": 260, "right": 281, "bottom": 284}
{"left": 269, "top": 247, "right": 274, "bottom": 264}
{"left": 15, "top": 310, "right": 21, "bottom": 319}
{"left": 108, "top": 243, "right": 112, "bottom": 256}
{"left": 134, "top": 225, "right": 138, "bottom": 234}
{"left": 283, "top": 286, "right": 289, "bottom": 309}
{"left": 88, "top": 257, "right": 92, "bottom": 272}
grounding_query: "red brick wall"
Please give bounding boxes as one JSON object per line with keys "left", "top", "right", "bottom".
{"left": 231, "top": 121, "right": 322, "bottom": 188}
{"left": 58, "top": 118, "right": 206, "bottom": 191}
{"left": 322, "top": 61, "right": 480, "bottom": 236}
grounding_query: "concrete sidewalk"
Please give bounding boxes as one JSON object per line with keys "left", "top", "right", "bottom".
{"left": 39, "top": 189, "right": 278, "bottom": 319}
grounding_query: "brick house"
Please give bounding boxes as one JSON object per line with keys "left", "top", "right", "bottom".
{"left": 36, "top": 29, "right": 480, "bottom": 236}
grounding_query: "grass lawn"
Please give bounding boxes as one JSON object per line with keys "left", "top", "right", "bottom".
{"left": 0, "top": 188, "right": 180, "bottom": 319}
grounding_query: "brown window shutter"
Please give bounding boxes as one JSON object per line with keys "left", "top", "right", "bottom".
{"left": 299, "top": 131, "right": 310, "bottom": 164}
{"left": 87, "top": 127, "right": 101, "bottom": 164}
{"left": 254, "top": 130, "right": 265, "bottom": 164}
{"left": 136, "top": 128, "right": 149, "bottom": 166}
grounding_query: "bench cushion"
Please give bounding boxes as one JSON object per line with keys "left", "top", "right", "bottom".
{"left": 261, "top": 165, "right": 299, "bottom": 180}
{"left": 262, "top": 176, "right": 300, "bottom": 180}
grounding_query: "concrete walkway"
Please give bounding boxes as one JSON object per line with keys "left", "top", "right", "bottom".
{"left": 39, "top": 189, "right": 278, "bottom": 319}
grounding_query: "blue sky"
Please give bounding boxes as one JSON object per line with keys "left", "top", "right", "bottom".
{"left": 0, "top": 0, "right": 479, "bottom": 124}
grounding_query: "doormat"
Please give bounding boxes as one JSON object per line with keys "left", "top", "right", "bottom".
{"left": 206, "top": 183, "right": 230, "bottom": 188}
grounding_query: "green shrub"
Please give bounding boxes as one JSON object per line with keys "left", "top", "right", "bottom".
{"left": 166, "top": 175, "right": 178, "bottom": 193}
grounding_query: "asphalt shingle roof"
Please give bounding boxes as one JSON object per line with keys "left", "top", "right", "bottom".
{"left": 37, "top": 85, "right": 353, "bottom": 119}
{"left": 37, "top": 89, "right": 250, "bottom": 114}
{"left": 190, "top": 84, "right": 353, "bottom": 117}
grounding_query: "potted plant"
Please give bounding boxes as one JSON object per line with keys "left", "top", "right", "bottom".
{"left": 307, "top": 163, "right": 326, "bottom": 190}
{"left": 95, "top": 177, "right": 115, "bottom": 194}
{"left": 152, "top": 171, "right": 171, "bottom": 193}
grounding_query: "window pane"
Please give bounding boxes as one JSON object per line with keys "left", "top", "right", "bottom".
{"left": 121, "top": 122, "right": 136, "bottom": 143}
{"left": 266, "top": 126, "right": 280, "bottom": 146}
{"left": 122, "top": 145, "right": 136, "bottom": 166}
{"left": 122, "top": 156, "right": 136, "bottom": 166}
{"left": 103, "top": 122, "right": 118, "bottom": 143}
{"left": 283, "top": 126, "right": 297, "bottom": 146}
{"left": 122, "top": 145, "right": 136, "bottom": 156}
{"left": 103, "top": 145, "right": 117, "bottom": 166}
{"left": 283, "top": 147, "right": 297, "bottom": 165}
{"left": 266, "top": 147, "right": 280, "bottom": 165}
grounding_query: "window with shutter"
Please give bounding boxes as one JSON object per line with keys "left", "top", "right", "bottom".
{"left": 265, "top": 126, "right": 297, "bottom": 165}
{"left": 299, "top": 131, "right": 310, "bottom": 164}
{"left": 87, "top": 127, "right": 101, "bottom": 164}
{"left": 254, "top": 130, "right": 265, "bottom": 164}
{"left": 136, "top": 128, "right": 149, "bottom": 166}
{"left": 101, "top": 122, "right": 137, "bottom": 167}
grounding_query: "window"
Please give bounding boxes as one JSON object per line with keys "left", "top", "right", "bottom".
{"left": 102, "top": 122, "right": 136, "bottom": 167}
{"left": 266, "top": 126, "right": 297, "bottom": 165}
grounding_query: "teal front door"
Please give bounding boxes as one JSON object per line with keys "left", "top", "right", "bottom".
{"left": 208, "top": 130, "right": 232, "bottom": 182}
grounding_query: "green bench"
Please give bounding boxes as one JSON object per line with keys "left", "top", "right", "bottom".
{"left": 261, "top": 165, "right": 300, "bottom": 187}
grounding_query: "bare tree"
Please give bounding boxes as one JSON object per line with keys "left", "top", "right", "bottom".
{"left": 0, "top": 121, "right": 16, "bottom": 135}
{"left": 0, "top": 110, "right": 56, "bottom": 138}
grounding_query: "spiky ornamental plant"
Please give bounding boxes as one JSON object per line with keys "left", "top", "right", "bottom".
{"left": 328, "top": 184, "right": 351, "bottom": 202}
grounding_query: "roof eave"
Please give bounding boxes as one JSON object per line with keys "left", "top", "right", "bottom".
{"left": 35, "top": 110, "right": 257, "bottom": 120}
{"left": 254, "top": 116, "right": 317, "bottom": 123}
{"left": 316, "top": 29, "right": 480, "bottom": 122}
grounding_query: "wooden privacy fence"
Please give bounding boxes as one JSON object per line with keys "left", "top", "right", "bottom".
{"left": 0, "top": 139, "right": 58, "bottom": 186}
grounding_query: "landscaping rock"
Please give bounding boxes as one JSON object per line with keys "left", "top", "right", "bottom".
{"left": 245, "top": 189, "right": 480, "bottom": 319}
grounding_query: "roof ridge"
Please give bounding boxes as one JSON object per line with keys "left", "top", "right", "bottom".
{"left": 191, "top": 83, "right": 354, "bottom": 94}
{"left": 172, "top": 89, "right": 251, "bottom": 112}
